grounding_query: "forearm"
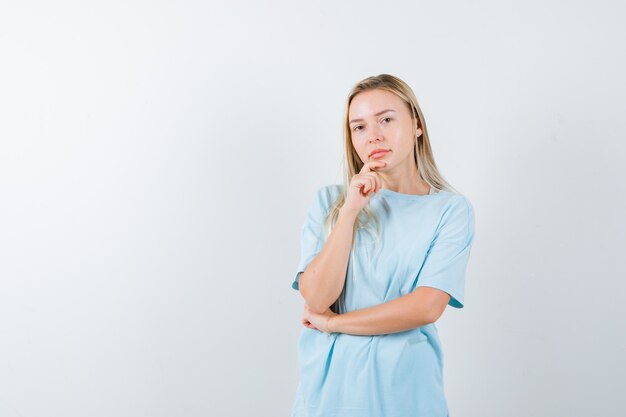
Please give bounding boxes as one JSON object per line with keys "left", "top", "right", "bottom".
{"left": 327, "top": 291, "right": 435, "bottom": 336}
{"left": 299, "top": 207, "right": 358, "bottom": 313}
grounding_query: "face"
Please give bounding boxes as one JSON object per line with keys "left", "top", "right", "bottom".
{"left": 348, "top": 88, "right": 422, "bottom": 170}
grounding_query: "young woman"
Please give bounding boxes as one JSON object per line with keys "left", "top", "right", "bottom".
{"left": 290, "top": 74, "right": 476, "bottom": 416}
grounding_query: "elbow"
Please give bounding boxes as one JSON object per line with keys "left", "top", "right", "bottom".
{"left": 306, "top": 303, "right": 332, "bottom": 315}
{"left": 424, "top": 305, "right": 446, "bottom": 324}
{"left": 410, "top": 310, "right": 436, "bottom": 327}
{"left": 300, "top": 289, "right": 332, "bottom": 314}
{"left": 409, "top": 288, "right": 449, "bottom": 325}
{"left": 298, "top": 271, "right": 335, "bottom": 314}
{"left": 412, "top": 313, "right": 437, "bottom": 328}
{"left": 411, "top": 305, "right": 441, "bottom": 327}
{"left": 423, "top": 310, "right": 439, "bottom": 325}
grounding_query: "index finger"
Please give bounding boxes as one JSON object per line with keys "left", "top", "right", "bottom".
{"left": 360, "top": 160, "right": 387, "bottom": 173}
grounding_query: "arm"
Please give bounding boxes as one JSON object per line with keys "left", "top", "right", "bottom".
{"left": 326, "top": 286, "right": 451, "bottom": 336}
{"left": 304, "top": 195, "right": 475, "bottom": 334}
{"left": 299, "top": 206, "right": 359, "bottom": 314}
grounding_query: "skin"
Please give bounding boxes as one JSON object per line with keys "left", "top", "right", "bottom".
{"left": 301, "top": 88, "right": 452, "bottom": 336}
{"left": 349, "top": 88, "right": 431, "bottom": 196}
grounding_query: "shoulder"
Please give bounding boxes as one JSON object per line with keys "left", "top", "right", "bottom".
{"left": 437, "top": 191, "right": 474, "bottom": 216}
{"left": 433, "top": 191, "right": 475, "bottom": 237}
{"left": 313, "top": 184, "right": 344, "bottom": 207}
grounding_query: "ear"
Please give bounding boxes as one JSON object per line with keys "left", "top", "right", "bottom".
{"left": 415, "top": 119, "right": 422, "bottom": 138}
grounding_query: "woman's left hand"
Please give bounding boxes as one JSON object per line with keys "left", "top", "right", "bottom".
{"left": 302, "top": 304, "right": 339, "bottom": 334}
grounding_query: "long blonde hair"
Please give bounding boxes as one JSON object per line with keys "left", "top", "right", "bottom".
{"left": 325, "top": 74, "right": 459, "bottom": 313}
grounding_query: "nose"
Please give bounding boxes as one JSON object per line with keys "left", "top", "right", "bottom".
{"left": 368, "top": 125, "right": 383, "bottom": 142}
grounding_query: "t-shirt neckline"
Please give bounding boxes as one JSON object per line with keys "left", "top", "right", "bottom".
{"left": 376, "top": 186, "right": 439, "bottom": 200}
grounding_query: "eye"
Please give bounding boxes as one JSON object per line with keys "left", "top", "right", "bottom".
{"left": 353, "top": 125, "right": 364, "bottom": 132}
{"left": 382, "top": 117, "right": 392, "bottom": 123}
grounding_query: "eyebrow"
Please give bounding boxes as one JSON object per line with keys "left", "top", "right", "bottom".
{"left": 349, "top": 109, "right": 396, "bottom": 125}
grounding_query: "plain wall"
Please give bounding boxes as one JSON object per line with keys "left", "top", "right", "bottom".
{"left": 1, "top": 0, "right": 625, "bottom": 416}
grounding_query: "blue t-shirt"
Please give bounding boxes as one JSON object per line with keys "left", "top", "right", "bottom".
{"left": 290, "top": 184, "right": 476, "bottom": 417}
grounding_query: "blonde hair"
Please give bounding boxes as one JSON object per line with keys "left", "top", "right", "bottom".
{"left": 325, "top": 74, "right": 459, "bottom": 313}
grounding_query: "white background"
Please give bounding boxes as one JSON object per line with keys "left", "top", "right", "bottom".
{"left": 1, "top": 1, "right": 625, "bottom": 416}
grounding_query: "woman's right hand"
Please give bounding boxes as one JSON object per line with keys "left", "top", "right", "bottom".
{"left": 342, "top": 160, "right": 387, "bottom": 213}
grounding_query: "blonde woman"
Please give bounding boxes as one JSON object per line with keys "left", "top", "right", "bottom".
{"left": 290, "top": 74, "right": 476, "bottom": 416}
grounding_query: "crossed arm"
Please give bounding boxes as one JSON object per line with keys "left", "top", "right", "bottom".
{"left": 303, "top": 285, "right": 452, "bottom": 336}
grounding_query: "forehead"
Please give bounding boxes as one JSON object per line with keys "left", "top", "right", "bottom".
{"left": 348, "top": 89, "right": 408, "bottom": 119}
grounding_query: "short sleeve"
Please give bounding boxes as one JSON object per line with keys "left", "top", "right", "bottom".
{"left": 415, "top": 196, "right": 476, "bottom": 308}
{"left": 291, "top": 186, "right": 333, "bottom": 291}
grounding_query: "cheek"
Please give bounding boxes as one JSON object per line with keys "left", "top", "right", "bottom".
{"left": 352, "top": 140, "right": 366, "bottom": 156}
{"left": 399, "top": 135, "right": 415, "bottom": 151}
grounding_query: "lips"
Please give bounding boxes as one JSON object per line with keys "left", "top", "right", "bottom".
{"left": 369, "top": 149, "right": 390, "bottom": 159}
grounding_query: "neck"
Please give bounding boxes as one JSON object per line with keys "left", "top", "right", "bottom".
{"left": 379, "top": 162, "right": 429, "bottom": 195}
